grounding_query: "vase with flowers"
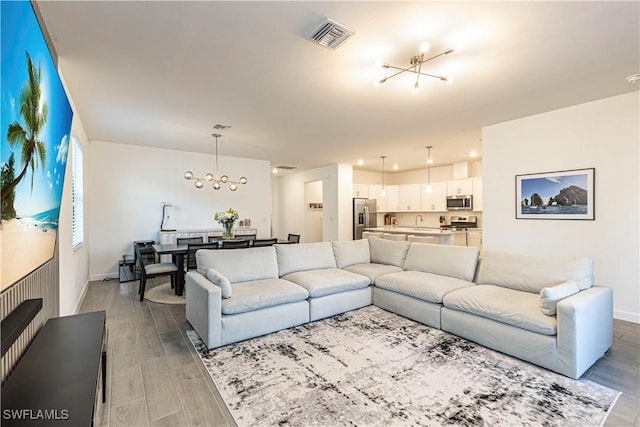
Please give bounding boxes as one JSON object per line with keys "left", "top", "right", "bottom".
{"left": 215, "top": 208, "right": 240, "bottom": 239}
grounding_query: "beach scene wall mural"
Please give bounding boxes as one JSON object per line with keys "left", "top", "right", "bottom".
{"left": 1, "top": 1, "right": 74, "bottom": 289}
{"left": 516, "top": 168, "right": 595, "bottom": 220}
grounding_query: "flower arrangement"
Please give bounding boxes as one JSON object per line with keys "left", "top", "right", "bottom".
{"left": 214, "top": 208, "right": 239, "bottom": 238}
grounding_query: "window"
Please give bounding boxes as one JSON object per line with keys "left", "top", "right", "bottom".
{"left": 72, "top": 136, "right": 84, "bottom": 250}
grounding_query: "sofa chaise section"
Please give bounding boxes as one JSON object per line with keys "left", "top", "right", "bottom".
{"left": 186, "top": 246, "right": 309, "bottom": 349}
{"left": 276, "top": 242, "right": 371, "bottom": 321}
{"left": 374, "top": 242, "right": 480, "bottom": 328}
{"left": 441, "top": 250, "right": 613, "bottom": 379}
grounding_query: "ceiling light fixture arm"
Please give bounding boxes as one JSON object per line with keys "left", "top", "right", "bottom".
{"left": 376, "top": 45, "right": 455, "bottom": 89}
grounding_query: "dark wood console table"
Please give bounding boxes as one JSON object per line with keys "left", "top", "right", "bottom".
{"left": 1, "top": 311, "right": 107, "bottom": 426}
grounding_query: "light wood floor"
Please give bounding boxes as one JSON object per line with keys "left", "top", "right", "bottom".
{"left": 81, "top": 278, "right": 639, "bottom": 427}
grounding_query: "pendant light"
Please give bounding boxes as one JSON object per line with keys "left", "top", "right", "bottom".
{"left": 425, "top": 146, "right": 433, "bottom": 193}
{"left": 380, "top": 156, "right": 387, "bottom": 197}
{"left": 183, "top": 133, "right": 248, "bottom": 191}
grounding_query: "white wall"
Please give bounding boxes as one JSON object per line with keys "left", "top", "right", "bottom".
{"left": 275, "top": 163, "right": 353, "bottom": 242}
{"left": 304, "top": 180, "right": 323, "bottom": 242}
{"left": 483, "top": 92, "right": 639, "bottom": 322}
{"left": 87, "top": 141, "right": 272, "bottom": 280}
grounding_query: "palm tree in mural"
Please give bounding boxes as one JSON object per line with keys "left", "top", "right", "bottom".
{"left": 1, "top": 52, "right": 48, "bottom": 200}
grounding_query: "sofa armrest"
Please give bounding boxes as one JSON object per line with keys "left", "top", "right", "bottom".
{"left": 185, "top": 271, "right": 222, "bottom": 349}
{"left": 556, "top": 285, "right": 613, "bottom": 379}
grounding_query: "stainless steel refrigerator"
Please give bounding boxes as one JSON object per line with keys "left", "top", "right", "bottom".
{"left": 353, "top": 198, "right": 377, "bottom": 240}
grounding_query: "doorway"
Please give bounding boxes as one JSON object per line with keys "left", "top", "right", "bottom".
{"left": 304, "top": 180, "right": 323, "bottom": 243}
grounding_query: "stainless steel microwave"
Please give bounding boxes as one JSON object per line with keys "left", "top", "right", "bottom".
{"left": 446, "top": 195, "right": 473, "bottom": 211}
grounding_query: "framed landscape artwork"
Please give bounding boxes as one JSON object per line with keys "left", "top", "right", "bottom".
{"left": 1, "top": 1, "right": 74, "bottom": 289}
{"left": 516, "top": 168, "right": 595, "bottom": 220}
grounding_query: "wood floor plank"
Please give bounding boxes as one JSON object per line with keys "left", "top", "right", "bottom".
{"left": 138, "top": 325, "right": 165, "bottom": 361}
{"left": 140, "top": 357, "right": 183, "bottom": 422}
{"left": 110, "top": 399, "right": 149, "bottom": 427}
{"left": 149, "top": 303, "right": 177, "bottom": 334}
{"left": 110, "top": 350, "right": 145, "bottom": 409}
{"left": 149, "top": 410, "right": 190, "bottom": 427}
{"left": 159, "top": 329, "right": 196, "bottom": 368}
{"left": 174, "top": 363, "right": 232, "bottom": 427}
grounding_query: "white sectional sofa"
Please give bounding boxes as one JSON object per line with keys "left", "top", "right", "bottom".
{"left": 185, "top": 240, "right": 613, "bottom": 379}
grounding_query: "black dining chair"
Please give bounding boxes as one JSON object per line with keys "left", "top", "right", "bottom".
{"left": 186, "top": 242, "right": 219, "bottom": 271}
{"left": 287, "top": 233, "right": 301, "bottom": 244}
{"left": 208, "top": 235, "right": 223, "bottom": 243}
{"left": 220, "top": 240, "right": 250, "bottom": 249}
{"left": 252, "top": 238, "right": 278, "bottom": 247}
{"left": 177, "top": 236, "right": 204, "bottom": 245}
{"left": 136, "top": 246, "right": 178, "bottom": 301}
{"left": 235, "top": 233, "right": 256, "bottom": 243}
{"left": 133, "top": 240, "right": 156, "bottom": 272}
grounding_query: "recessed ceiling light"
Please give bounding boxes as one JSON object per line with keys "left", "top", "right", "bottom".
{"left": 469, "top": 151, "right": 478, "bottom": 157}
{"left": 356, "top": 159, "right": 364, "bottom": 166}
{"left": 271, "top": 167, "right": 278, "bottom": 174}
{"left": 392, "top": 164, "right": 399, "bottom": 170}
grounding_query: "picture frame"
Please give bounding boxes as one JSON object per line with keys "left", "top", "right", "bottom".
{"left": 516, "top": 168, "right": 595, "bottom": 220}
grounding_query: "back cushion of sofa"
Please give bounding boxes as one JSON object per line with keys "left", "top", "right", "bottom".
{"left": 196, "top": 247, "right": 279, "bottom": 283}
{"left": 404, "top": 243, "right": 479, "bottom": 281}
{"left": 368, "top": 238, "right": 410, "bottom": 267}
{"left": 477, "top": 250, "right": 594, "bottom": 293}
{"left": 276, "top": 242, "right": 337, "bottom": 276}
{"left": 332, "top": 239, "right": 371, "bottom": 269}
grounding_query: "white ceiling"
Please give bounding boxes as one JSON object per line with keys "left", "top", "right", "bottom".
{"left": 37, "top": 1, "right": 639, "bottom": 173}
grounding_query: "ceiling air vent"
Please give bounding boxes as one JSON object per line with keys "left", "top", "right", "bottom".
{"left": 276, "top": 165, "right": 297, "bottom": 170}
{"left": 307, "top": 19, "right": 354, "bottom": 50}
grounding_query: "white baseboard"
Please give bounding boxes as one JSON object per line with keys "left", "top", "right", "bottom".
{"left": 90, "top": 272, "right": 119, "bottom": 282}
{"left": 614, "top": 309, "right": 640, "bottom": 324}
{"left": 74, "top": 279, "right": 90, "bottom": 314}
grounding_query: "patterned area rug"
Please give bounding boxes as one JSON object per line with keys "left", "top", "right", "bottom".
{"left": 187, "top": 306, "right": 619, "bottom": 427}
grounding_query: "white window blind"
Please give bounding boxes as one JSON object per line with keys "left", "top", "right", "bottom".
{"left": 72, "top": 137, "right": 84, "bottom": 250}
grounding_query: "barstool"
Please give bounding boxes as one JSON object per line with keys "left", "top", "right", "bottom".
{"left": 382, "top": 233, "right": 407, "bottom": 241}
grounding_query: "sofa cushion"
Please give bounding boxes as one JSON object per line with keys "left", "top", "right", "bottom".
{"left": 375, "top": 271, "right": 474, "bottom": 304}
{"left": 477, "top": 250, "right": 594, "bottom": 293}
{"left": 344, "top": 263, "right": 403, "bottom": 284}
{"left": 539, "top": 280, "right": 580, "bottom": 316}
{"left": 282, "top": 268, "right": 370, "bottom": 298}
{"left": 206, "top": 268, "right": 232, "bottom": 299}
{"left": 275, "top": 242, "right": 337, "bottom": 276}
{"left": 443, "top": 285, "right": 557, "bottom": 335}
{"left": 403, "top": 243, "right": 479, "bottom": 281}
{"left": 368, "top": 238, "right": 410, "bottom": 267}
{"left": 332, "top": 240, "right": 370, "bottom": 269}
{"left": 221, "top": 278, "right": 309, "bottom": 315}
{"left": 197, "top": 247, "right": 279, "bottom": 283}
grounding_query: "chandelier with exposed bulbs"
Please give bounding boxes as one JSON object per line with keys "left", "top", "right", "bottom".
{"left": 183, "top": 133, "right": 247, "bottom": 191}
{"left": 375, "top": 42, "right": 455, "bottom": 93}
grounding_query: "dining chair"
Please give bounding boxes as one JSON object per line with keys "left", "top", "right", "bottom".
{"left": 287, "top": 233, "right": 301, "bottom": 244}
{"left": 407, "top": 235, "right": 440, "bottom": 244}
{"left": 133, "top": 240, "right": 156, "bottom": 272}
{"left": 252, "top": 238, "right": 278, "bottom": 247}
{"left": 136, "top": 246, "right": 178, "bottom": 301}
{"left": 220, "top": 240, "right": 250, "bottom": 249}
{"left": 235, "top": 233, "right": 256, "bottom": 243}
{"left": 208, "top": 235, "right": 223, "bottom": 243}
{"left": 186, "top": 242, "right": 219, "bottom": 271}
{"left": 177, "top": 236, "right": 203, "bottom": 245}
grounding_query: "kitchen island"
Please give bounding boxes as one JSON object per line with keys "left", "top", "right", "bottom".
{"left": 363, "top": 226, "right": 467, "bottom": 245}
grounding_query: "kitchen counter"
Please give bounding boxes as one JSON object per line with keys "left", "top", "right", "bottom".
{"left": 364, "top": 226, "right": 466, "bottom": 245}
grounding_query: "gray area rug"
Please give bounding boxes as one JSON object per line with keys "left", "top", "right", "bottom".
{"left": 144, "top": 282, "right": 185, "bottom": 305}
{"left": 187, "top": 306, "right": 620, "bottom": 426}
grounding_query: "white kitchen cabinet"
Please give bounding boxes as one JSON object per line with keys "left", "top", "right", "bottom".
{"left": 352, "top": 184, "right": 369, "bottom": 198}
{"left": 385, "top": 185, "right": 399, "bottom": 212}
{"left": 451, "top": 231, "right": 468, "bottom": 246}
{"left": 420, "top": 182, "right": 447, "bottom": 212}
{"left": 447, "top": 179, "right": 473, "bottom": 196}
{"left": 368, "top": 184, "right": 387, "bottom": 211}
{"left": 472, "top": 177, "right": 483, "bottom": 211}
{"left": 398, "top": 184, "right": 421, "bottom": 211}
{"left": 467, "top": 229, "right": 483, "bottom": 253}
